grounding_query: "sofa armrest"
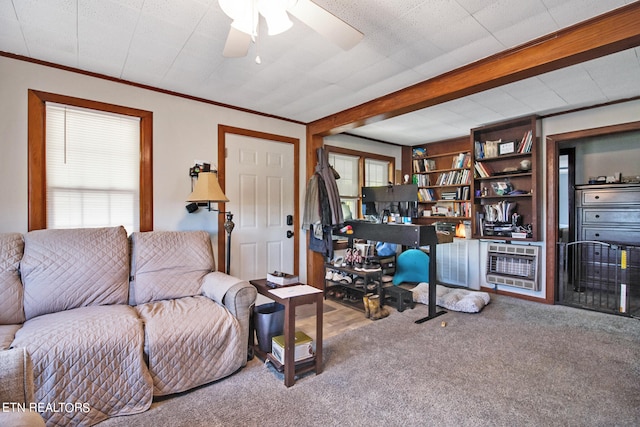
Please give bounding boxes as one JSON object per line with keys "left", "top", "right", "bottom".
{"left": 0, "top": 347, "right": 45, "bottom": 426}
{"left": 201, "top": 271, "right": 245, "bottom": 305}
{"left": 0, "top": 348, "right": 34, "bottom": 405}
{"left": 201, "top": 272, "right": 257, "bottom": 365}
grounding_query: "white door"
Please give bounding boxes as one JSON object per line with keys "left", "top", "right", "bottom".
{"left": 225, "top": 134, "right": 295, "bottom": 281}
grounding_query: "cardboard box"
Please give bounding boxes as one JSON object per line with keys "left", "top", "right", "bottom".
{"left": 271, "top": 331, "right": 313, "bottom": 365}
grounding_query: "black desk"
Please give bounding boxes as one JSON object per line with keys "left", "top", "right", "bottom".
{"left": 334, "top": 220, "right": 446, "bottom": 323}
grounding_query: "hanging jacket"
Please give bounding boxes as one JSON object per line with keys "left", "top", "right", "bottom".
{"left": 315, "top": 147, "right": 343, "bottom": 226}
{"left": 302, "top": 173, "right": 320, "bottom": 230}
{"left": 302, "top": 172, "right": 334, "bottom": 231}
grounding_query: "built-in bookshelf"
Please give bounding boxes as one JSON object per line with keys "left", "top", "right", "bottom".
{"left": 408, "top": 136, "right": 472, "bottom": 224}
{"left": 471, "top": 115, "right": 541, "bottom": 241}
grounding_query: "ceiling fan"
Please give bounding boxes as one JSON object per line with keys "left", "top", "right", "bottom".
{"left": 218, "top": 0, "right": 364, "bottom": 58}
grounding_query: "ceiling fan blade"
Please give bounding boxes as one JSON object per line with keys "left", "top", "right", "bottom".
{"left": 223, "top": 27, "right": 252, "bottom": 57}
{"left": 288, "top": 0, "right": 363, "bottom": 51}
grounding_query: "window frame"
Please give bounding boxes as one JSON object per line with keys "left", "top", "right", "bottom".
{"left": 28, "top": 90, "right": 153, "bottom": 232}
{"left": 326, "top": 145, "right": 395, "bottom": 219}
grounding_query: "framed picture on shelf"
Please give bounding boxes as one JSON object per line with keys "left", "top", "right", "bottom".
{"left": 499, "top": 141, "right": 515, "bottom": 155}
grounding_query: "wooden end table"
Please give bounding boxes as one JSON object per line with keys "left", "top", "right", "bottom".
{"left": 249, "top": 279, "right": 323, "bottom": 387}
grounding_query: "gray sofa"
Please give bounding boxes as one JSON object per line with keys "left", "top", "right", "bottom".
{"left": 0, "top": 227, "right": 257, "bottom": 426}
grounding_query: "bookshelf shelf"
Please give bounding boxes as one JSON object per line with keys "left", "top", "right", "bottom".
{"left": 420, "top": 199, "right": 471, "bottom": 203}
{"left": 409, "top": 136, "right": 472, "bottom": 222}
{"left": 471, "top": 116, "right": 541, "bottom": 241}
{"left": 476, "top": 194, "right": 532, "bottom": 200}
{"left": 413, "top": 167, "right": 468, "bottom": 174}
{"left": 475, "top": 172, "right": 532, "bottom": 181}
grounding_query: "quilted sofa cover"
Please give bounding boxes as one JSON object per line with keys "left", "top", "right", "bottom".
{"left": 1, "top": 227, "right": 256, "bottom": 426}
{"left": 11, "top": 305, "right": 153, "bottom": 426}
{"left": 0, "top": 232, "right": 25, "bottom": 326}
{"left": 11, "top": 227, "right": 153, "bottom": 426}
{"left": 20, "top": 227, "right": 130, "bottom": 320}
{"left": 0, "top": 233, "right": 24, "bottom": 351}
{"left": 130, "top": 231, "right": 249, "bottom": 396}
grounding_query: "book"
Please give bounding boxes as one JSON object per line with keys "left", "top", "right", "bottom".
{"left": 266, "top": 272, "right": 299, "bottom": 287}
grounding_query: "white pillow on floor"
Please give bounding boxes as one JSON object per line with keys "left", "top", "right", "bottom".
{"left": 411, "top": 283, "right": 490, "bottom": 313}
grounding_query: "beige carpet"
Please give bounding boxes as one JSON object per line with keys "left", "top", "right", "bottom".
{"left": 99, "top": 295, "right": 640, "bottom": 426}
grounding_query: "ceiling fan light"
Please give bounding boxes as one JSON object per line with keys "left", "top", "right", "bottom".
{"left": 258, "top": 0, "right": 293, "bottom": 35}
{"left": 264, "top": 13, "right": 293, "bottom": 35}
{"left": 231, "top": 17, "right": 256, "bottom": 36}
{"left": 218, "top": 0, "right": 240, "bottom": 19}
{"left": 220, "top": 0, "right": 258, "bottom": 36}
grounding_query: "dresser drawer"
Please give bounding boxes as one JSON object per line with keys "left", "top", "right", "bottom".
{"left": 577, "top": 264, "right": 640, "bottom": 286}
{"left": 579, "top": 187, "right": 640, "bottom": 206}
{"left": 579, "top": 263, "right": 621, "bottom": 284}
{"left": 580, "top": 227, "right": 640, "bottom": 245}
{"left": 578, "top": 244, "right": 619, "bottom": 264}
{"left": 580, "top": 208, "right": 640, "bottom": 224}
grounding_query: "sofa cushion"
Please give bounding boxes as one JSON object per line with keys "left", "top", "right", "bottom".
{"left": 0, "top": 233, "right": 25, "bottom": 324}
{"left": 11, "top": 305, "right": 153, "bottom": 426}
{"left": 135, "top": 295, "right": 244, "bottom": 396}
{"left": 130, "top": 230, "right": 214, "bottom": 305}
{"left": 20, "top": 226, "right": 129, "bottom": 320}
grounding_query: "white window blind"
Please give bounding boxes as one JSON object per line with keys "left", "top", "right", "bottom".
{"left": 328, "top": 152, "right": 359, "bottom": 219}
{"left": 46, "top": 103, "right": 140, "bottom": 233}
{"left": 329, "top": 153, "right": 359, "bottom": 197}
{"left": 365, "top": 159, "right": 389, "bottom": 186}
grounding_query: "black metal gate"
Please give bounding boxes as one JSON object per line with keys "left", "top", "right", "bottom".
{"left": 558, "top": 241, "right": 639, "bottom": 318}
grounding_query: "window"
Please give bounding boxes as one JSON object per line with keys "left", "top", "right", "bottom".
{"left": 365, "top": 158, "right": 389, "bottom": 187}
{"left": 46, "top": 104, "right": 141, "bottom": 232}
{"left": 327, "top": 146, "right": 395, "bottom": 219}
{"left": 328, "top": 152, "right": 359, "bottom": 220}
{"left": 28, "top": 90, "right": 153, "bottom": 232}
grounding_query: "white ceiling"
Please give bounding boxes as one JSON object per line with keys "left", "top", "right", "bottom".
{"left": 1, "top": 0, "right": 639, "bottom": 145}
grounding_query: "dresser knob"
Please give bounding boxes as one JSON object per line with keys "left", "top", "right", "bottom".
{"left": 595, "top": 214, "right": 600, "bottom": 218}
{"left": 595, "top": 195, "right": 600, "bottom": 199}
{"left": 595, "top": 233, "right": 600, "bottom": 237}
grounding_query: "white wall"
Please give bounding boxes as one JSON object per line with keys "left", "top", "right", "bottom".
{"left": 542, "top": 99, "right": 640, "bottom": 136}
{"left": 324, "top": 133, "right": 403, "bottom": 170}
{"left": 0, "top": 56, "right": 308, "bottom": 280}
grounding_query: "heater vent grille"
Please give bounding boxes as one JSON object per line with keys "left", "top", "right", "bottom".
{"left": 437, "top": 239, "right": 469, "bottom": 287}
{"left": 486, "top": 244, "right": 539, "bottom": 291}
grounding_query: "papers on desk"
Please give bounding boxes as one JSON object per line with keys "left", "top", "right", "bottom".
{"left": 268, "top": 285, "right": 322, "bottom": 299}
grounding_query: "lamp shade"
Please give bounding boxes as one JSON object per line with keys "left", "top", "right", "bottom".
{"left": 187, "top": 172, "right": 229, "bottom": 203}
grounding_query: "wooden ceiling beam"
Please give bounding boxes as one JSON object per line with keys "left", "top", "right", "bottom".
{"left": 308, "top": 2, "right": 640, "bottom": 137}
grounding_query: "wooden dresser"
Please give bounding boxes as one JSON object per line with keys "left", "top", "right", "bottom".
{"left": 574, "top": 184, "right": 640, "bottom": 295}
{"left": 575, "top": 183, "right": 640, "bottom": 245}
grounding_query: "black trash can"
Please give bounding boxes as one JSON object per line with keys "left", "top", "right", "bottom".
{"left": 254, "top": 302, "right": 285, "bottom": 353}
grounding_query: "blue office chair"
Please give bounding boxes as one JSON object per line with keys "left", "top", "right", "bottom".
{"left": 392, "top": 249, "right": 429, "bottom": 285}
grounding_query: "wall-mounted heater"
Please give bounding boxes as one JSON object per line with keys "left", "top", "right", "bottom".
{"left": 486, "top": 243, "right": 540, "bottom": 291}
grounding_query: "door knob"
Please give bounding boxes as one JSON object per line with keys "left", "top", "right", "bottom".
{"left": 287, "top": 230, "right": 294, "bottom": 238}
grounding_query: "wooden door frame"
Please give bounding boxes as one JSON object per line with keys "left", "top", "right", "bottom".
{"left": 305, "top": 3, "right": 640, "bottom": 290}
{"left": 545, "top": 121, "right": 640, "bottom": 303}
{"left": 217, "top": 125, "right": 300, "bottom": 275}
